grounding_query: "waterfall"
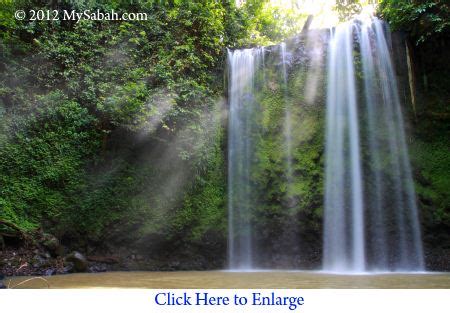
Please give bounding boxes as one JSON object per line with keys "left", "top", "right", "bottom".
{"left": 281, "top": 43, "right": 294, "bottom": 196}
{"left": 323, "top": 18, "right": 424, "bottom": 272}
{"left": 323, "top": 22, "right": 365, "bottom": 272}
{"left": 227, "top": 17, "right": 424, "bottom": 273}
{"left": 227, "top": 48, "right": 263, "bottom": 269}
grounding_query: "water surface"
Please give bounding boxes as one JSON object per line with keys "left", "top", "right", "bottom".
{"left": 6, "top": 271, "right": 450, "bottom": 289}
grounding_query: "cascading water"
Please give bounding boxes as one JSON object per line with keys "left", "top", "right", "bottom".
{"left": 227, "top": 48, "right": 263, "bottom": 269}
{"left": 323, "top": 22, "right": 365, "bottom": 272}
{"left": 228, "top": 43, "right": 300, "bottom": 270}
{"left": 281, "top": 43, "right": 294, "bottom": 187}
{"left": 323, "top": 18, "right": 424, "bottom": 272}
{"left": 227, "top": 17, "right": 424, "bottom": 273}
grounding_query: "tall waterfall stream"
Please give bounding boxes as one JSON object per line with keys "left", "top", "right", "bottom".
{"left": 227, "top": 18, "right": 424, "bottom": 273}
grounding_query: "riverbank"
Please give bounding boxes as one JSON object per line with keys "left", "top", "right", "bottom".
{"left": 2, "top": 243, "right": 450, "bottom": 279}
{"left": 0, "top": 243, "right": 224, "bottom": 278}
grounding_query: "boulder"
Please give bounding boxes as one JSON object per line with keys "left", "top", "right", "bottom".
{"left": 65, "top": 251, "right": 88, "bottom": 272}
{"left": 60, "top": 264, "right": 74, "bottom": 274}
{"left": 41, "top": 233, "right": 63, "bottom": 256}
{"left": 44, "top": 268, "right": 56, "bottom": 276}
{"left": 88, "top": 263, "right": 107, "bottom": 273}
{"left": 32, "top": 255, "right": 48, "bottom": 269}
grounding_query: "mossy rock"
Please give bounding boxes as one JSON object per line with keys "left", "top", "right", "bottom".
{"left": 65, "top": 251, "right": 88, "bottom": 272}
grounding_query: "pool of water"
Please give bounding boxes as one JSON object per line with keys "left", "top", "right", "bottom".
{"left": 5, "top": 271, "right": 450, "bottom": 289}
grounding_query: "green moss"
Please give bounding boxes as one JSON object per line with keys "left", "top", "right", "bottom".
{"left": 411, "top": 139, "right": 450, "bottom": 224}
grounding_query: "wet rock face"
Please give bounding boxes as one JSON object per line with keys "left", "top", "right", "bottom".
{"left": 65, "top": 251, "right": 88, "bottom": 272}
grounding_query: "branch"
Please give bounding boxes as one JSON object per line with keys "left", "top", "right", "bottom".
{"left": 7, "top": 277, "right": 50, "bottom": 289}
{"left": 0, "top": 219, "right": 33, "bottom": 244}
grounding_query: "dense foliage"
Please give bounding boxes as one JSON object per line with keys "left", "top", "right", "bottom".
{"left": 379, "top": 0, "right": 449, "bottom": 45}
{"left": 236, "top": 0, "right": 307, "bottom": 45}
{"left": 0, "top": 0, "right": 310, "bottom": 267}
{"left": 334, "top": 0, "right": 363, "bottom": 22}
